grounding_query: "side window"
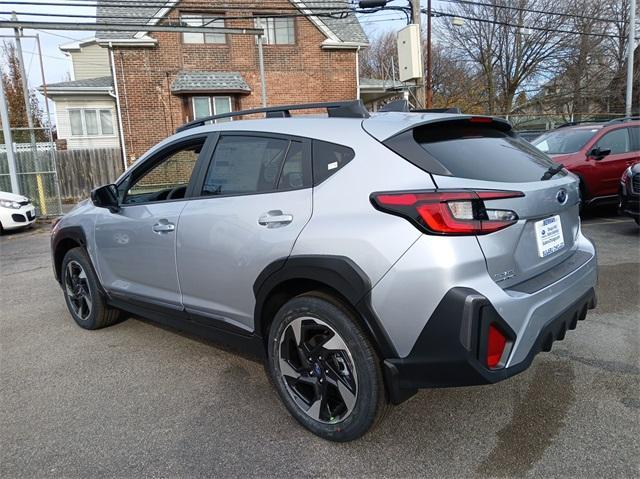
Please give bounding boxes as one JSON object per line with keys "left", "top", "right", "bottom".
{"left": 202, "top": 135, "right": 290, "bottom": 196}
{"left": 629, "top": 126, "right": 640, "bottom": 151}
{"left": 597, "top": 128, "right": 631, "bottom": 155}
{"left": 122, "top": 138, "right": 204, "bottom": 204}
{"left": 312, "top": 140, "right": 355, "bottom": 185}
{"left": 277, "top": 140, "right": 311, "bottom": 190}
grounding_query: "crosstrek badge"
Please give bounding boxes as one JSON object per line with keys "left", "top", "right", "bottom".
{"left": 534, "top": 215, "right": 565, "bottom": 257}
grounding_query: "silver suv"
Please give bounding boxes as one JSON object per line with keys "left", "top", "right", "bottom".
{"left": 52, "top": 101, "right": 597, "bottom": 442}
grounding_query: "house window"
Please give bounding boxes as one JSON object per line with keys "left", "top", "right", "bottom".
{"left": 182, "top": 15, "right": 226, "bottom": 44}
{"left": 68, "top": 109, "right": 114, "bottom": 136}
{"left": 191, "top": 96, "right": 232, "bottom": 122}
{"left": 255, "top": 17, "right": 295, "bottom": 45}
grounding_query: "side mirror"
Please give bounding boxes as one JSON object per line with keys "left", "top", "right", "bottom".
{"left": 91, "top": 184, "right": 120, "bottom": 213}
{"left": 588, "top": 147, "right": 611, "bottom": 160}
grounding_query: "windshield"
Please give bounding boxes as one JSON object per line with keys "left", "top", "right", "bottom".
{"left": 532, "top": 128, "right": 599, "bottom": 154}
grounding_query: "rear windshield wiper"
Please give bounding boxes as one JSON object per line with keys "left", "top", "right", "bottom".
{"left": 541, "top": 163, "right": 564, "bottom": 181}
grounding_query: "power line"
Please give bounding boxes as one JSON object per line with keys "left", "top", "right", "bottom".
{"left": 2, "top": 9, "right": 355, "bottom": 22}
{"left": 430, "top": 8, "right": 634, "bottom": 39}
{"left": 0, "top": 0, "right": 355, "bottom": 9}
{"left": 438, "top": 0, "right": 622, "bottom": 25}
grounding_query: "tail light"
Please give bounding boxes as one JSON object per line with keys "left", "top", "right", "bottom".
{"left": 486, "top": 324, "right": 508, "bottom": 369}
{"left": 371, "top": 190, "right": 524, "bottom": 235}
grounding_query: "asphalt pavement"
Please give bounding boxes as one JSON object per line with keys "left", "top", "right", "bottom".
{"left": 1, "top": 208, "right": 638, "bottom": 478}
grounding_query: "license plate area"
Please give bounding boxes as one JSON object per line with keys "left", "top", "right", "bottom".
{"left": 534, "top": 215, "right": 565, "bottom": 258}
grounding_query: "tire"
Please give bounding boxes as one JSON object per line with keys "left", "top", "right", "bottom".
{"left": 61, "top": 247, "right": 121, "bottom": 330}
{"left": 266, "top": 292, "right": 388, "bottom": 442}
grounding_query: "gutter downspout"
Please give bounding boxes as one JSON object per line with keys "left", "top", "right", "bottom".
{"left": 109, "top": 42, "right": 128, "bottom": 171}
{"left": 355, "top": 45, "right": 360, "bottom": 100}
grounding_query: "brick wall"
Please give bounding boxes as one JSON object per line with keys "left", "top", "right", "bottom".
{"left": 113, "top": 0, "right": 360, "bottom": 162}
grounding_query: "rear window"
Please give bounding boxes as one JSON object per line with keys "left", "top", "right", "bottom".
{"left": 532, "top": 128, "right": 598, "bottom": 154}
{"left": 415, "top": 122, "right": 561, "bottom": 182}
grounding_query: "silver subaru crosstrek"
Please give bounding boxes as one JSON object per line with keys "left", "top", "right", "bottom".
{"left": 52, "top": 101, "right": 597, "bottom": 442}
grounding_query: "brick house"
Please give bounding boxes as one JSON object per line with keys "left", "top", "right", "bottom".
{"left": 85, "top": 0, "right": 369, "bottom": 163}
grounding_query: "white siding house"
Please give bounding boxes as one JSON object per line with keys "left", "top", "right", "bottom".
{"left": 38, "top": 38, "right": 120, "bottom": 150}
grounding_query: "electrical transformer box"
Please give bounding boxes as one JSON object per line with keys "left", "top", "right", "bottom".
{"left": 397, "top": 24, "right": 423, "bottom": 82}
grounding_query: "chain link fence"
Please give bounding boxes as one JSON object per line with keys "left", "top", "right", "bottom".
{"left": 0, "top": 127, "right": 63, "bottom": 216}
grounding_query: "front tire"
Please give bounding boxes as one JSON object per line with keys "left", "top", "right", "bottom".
{"left": 61, "top": 247, "right": 121, "bottom": 330}
{"left": 267, "top": 292, "right": 388, "bottom": 442}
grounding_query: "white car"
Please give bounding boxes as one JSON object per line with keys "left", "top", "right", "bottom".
{"left": 0, "top": 190, "right": 37, "bottom": 233}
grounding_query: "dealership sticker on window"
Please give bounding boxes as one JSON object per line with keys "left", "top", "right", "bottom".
{"left": 534, "top": 215, "right": 565, "bottom": 257}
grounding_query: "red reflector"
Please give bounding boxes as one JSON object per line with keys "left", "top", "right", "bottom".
{"left": 487, "top": 324, "right": 507, "bottom": 368}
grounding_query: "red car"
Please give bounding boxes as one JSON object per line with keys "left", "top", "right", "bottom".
{"left": 532, "top": 118, "right": 640, "bottom": 207}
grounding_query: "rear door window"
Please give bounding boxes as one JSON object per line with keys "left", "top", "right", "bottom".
{"left": 596, "top": 128, "right": 631, "bottom": 154}
{"left": 415, "top": 122, "right": 560, "bottom": 182}
{"left": 201, "top": 135, "right": 311, "bottom": 196}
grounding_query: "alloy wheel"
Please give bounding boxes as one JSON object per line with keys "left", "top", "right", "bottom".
{"left": 278, "top": 317, "right": 358, "bottom": 424}
{"left": 64, "top": 260, "right": 92, "bottom": 321}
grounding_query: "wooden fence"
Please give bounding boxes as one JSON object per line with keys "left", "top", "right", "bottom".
{"left": 55, "top": 148, "right": 123, "bottom": 202}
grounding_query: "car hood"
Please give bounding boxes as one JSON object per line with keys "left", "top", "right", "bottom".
{"left": 0, "top": 190, "right": 29, "bottom": 203}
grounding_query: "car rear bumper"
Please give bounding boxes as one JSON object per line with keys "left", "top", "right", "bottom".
{"left": 383, "top": 286, "right": 596, "bottom": 404}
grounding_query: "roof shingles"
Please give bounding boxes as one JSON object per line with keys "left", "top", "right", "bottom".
{"left": 171, "top": 71, "right": 251, "bottom": 93}
{"left": 45, "top": 76, "right": 114, "bottom": 89}
{"left": 96, "top": 0, "right": 367, "bottom": 44}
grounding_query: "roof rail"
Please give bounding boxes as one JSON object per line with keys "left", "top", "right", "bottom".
{"left": 412, "top": 107, "right": 462, "bottom": 114}
{"left": 379, "top": 99, "right": 410, "bottom": 112}
{"left": 604, "top": 116, "right": 640, "bottom": 125}
{"left": 556, "top": 120, "right": 605, "bottom": 129}
{"left": 175, "top": 100, "right": 370, "bottom": 133}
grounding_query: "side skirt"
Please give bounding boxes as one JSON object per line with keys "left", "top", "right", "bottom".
{"left": 107, "top": 296, "right": 266, "bottom": 360}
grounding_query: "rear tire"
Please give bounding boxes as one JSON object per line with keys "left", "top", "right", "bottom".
{"left": 61, "top": 247, "right": 121, "bottom": 330}
{"left": 266, "top": 292, "right": 388, "bottom": 442}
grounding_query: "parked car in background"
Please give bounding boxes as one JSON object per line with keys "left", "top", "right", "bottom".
{"left": 0, "top": 191, "right": 36, "bottom": 234}
{"left": 516, "top": 130, "right": 545, "bottom": 142}
{"left": 532, "top": 118, "right": 640, "bottom": 209}
{"left": 51, "top": 101, "right": 597, "bottom": 442}
{"left": 619, "top": 162, "right": 640, "bottom": 225}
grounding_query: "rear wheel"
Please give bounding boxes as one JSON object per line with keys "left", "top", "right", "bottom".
{"left": 61, "top": 247, "right": 121, "bottom": 330}
{"left": 267, "top": 292, "right": 388, "bottom": 442}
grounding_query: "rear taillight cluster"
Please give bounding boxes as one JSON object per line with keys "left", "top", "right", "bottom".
{"left": 371, "top": 190, "right": 524, "bottom": 235}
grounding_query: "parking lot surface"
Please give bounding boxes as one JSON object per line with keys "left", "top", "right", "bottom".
{"left": 1, "top": 209, "right": 639, "bottom": 478}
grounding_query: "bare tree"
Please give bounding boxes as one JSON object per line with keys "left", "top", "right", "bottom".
{"left": 438, "top": 0, "right": 573, "bottom": 115}
{"left": 358, "top": 31, "right": 398, "bottom": 81}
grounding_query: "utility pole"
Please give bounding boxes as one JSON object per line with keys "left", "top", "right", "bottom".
{"left": 0, "top": 78, "right": 20, "bottom": 194}
{"left": 410, "top": 0, "right": 426, "bottom": 108}
{"left": 625, "top": 0, "right": 636, "bottom": 117}
{"left": 425, "top": 0, "right": 433, "bottom": 108}
{"left": 12, "top": 12, "right": 47, "bottom": 213}
{"left": 11, "top": 13, "right": 37, "bottom": 153}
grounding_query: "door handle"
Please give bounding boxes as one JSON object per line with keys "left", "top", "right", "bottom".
{"left": 258, "top": 210, "right": 293, "bottom": 228}
{"left": 152, "top": 221, "right": 175, "bottom": 233}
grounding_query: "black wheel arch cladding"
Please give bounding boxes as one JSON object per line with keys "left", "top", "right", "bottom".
{"left": 253, "top": 255, "right": 399, "bottom": 359}
{"left": 52, "top": 225, "right": 87, "bottom": 283}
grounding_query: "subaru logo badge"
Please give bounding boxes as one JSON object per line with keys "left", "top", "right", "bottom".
{"left": 556, "top": 189, "right": 567, "bottom": 204}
